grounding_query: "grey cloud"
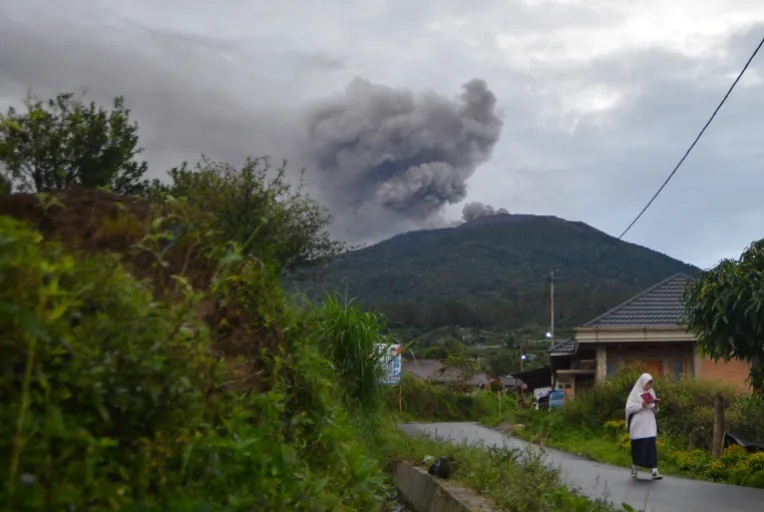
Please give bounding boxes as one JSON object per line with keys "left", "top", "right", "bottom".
{"left": 0, "top": 2, "right": 505, "bottom": 244}
{"left": 468, "top": 25, "right": 764, "bottom": 268}
{"left": 3, "top": 0, "right": 764, "bottom": 268}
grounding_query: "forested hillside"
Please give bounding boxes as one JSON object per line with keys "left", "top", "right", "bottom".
{"left": 301, "top": 213, "right": 699, "bottom": 336}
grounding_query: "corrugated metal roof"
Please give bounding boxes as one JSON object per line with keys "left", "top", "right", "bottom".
{"left": 582, "top": 273, "right": 696, "bottom": 328}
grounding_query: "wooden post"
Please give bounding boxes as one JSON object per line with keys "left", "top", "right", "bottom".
{"left": 712, "top": 393, "right": 725, "bottom": 458}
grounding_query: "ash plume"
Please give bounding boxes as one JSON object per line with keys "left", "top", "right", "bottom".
{"left": 305, "top": 78, "right": 503, "bottom": 237}
{"left": 462, "top": 201, "right": 508, "bottom": 222}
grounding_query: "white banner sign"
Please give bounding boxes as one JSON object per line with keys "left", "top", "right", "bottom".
{"left": 378, "top": 343, "right": 402, "bottom": 385}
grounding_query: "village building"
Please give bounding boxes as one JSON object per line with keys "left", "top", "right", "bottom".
{"left": 549, "top": 273, "right": 751, "bottom": 397}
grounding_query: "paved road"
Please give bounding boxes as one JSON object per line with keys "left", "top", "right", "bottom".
{"left": 399, "top": 422, "right": 764, "bottom": 512}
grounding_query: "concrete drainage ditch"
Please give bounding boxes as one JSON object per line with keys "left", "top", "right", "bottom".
{"left": 392, "top": 461, "right": 495, "bottom": 512}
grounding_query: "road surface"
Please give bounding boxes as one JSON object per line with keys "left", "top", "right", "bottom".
{"left": 399, "top": 422, "right": 764, "bottom": 512}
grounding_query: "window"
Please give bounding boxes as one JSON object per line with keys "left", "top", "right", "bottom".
{"left": 673, "top": 360, "right": 684, "bottom": 380}
{"left": 607, "top": 362, "right": 616, "bottom": 378}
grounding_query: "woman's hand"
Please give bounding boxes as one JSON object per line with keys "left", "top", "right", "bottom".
{"left": 642, "top": 400, "right": 647, "bottom": 407}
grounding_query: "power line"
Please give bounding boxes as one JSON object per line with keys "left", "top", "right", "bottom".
{"left": 598, "top": 34, "right": 764, "bottom": 259}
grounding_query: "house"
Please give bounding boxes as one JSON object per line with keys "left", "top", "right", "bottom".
{"left": 509, "top": 366, "right": 551, "bottom": 394}
{"left": 549, "top": 273, "right": 751, "bottom": 398}
{"left": 403, "top": 359, "right": 493, "bottom": 388}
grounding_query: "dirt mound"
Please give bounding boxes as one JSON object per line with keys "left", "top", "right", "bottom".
{"left": 1, "top": 187, "right": 151, "bottom": 251}
{"left": 1, "top": 188, "right": 282, "bottom": 387}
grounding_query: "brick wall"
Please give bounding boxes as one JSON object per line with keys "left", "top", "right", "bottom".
{"left": 697, "top": 356, "right": 751, "bottom": 392}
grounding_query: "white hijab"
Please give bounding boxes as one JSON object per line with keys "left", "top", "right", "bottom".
{"left": 625, "top": 373, "right": 656, "bottom": 421}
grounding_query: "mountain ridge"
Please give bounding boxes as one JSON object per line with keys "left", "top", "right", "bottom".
{"left": 300, "top": 212, "right": 700, "bottom": 335}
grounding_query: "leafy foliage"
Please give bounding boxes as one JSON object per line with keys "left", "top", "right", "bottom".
{"left": 497, "top": 371, "right": 764, "bottom": 488}
{"left": 684, "top": 240, "right": 764, "bottom": 391}
{"left": 144, "top": 157, "right": 345, "bottom": 272}
{"left": 0, "top": 92, "right": 148, "bottom": 194}
{"left": 0, "top": 215, "right": 214, "bottom": 509}
{"left": 300, "top": 213, "right": 699, "bottom": 335}
{"left": 0, "top": 179, "right": 395, "bottom": 510}
{"left": 390, "top": 374, "right": 493, "bottom": 421}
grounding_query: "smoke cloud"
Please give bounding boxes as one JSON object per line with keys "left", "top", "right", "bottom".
{"left": 305, "top": 78, "right": 503, "bottom": 237}
{"left": 461, "top": 201, "right": 508, "bottom": 222}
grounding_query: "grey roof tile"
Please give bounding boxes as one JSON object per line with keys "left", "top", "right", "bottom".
{"left": 582, "top": 273, "right": 695, "bottom": 328}
{"left": 548, "top": 338, "right": 576, "bottom": 354}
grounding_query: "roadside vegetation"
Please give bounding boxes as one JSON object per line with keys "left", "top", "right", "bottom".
{"left": 386, "top": 434, "right": 636, "bottom": 512}
{"left": 1, "top": 90, "right": 650, "bottom": 511}
{"left": 481, "top": 371, "right": 764, "bottom": 489}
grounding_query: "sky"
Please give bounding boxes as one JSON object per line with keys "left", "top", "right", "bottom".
{"left": 1, "top": 0, "right": 763, "bottom": 269}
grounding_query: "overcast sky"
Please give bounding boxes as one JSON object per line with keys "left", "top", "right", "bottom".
{"left": 2, "top": 0, "right": 763, "bottom": 269}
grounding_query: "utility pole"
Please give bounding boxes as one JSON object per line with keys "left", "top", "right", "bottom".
{"left": 549, "top": 270, "right": 555, "bottom": 343}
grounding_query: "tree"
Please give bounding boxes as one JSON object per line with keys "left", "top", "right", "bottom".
{"left": 0, "top": 91, "right": 148, "bottom": 194}
{"left": 683, "top": 240, "right": 764, "bottom": 391}
{"left": 152, "top": 156, "right": 346, "bottom": 272}
{"left": 441, "top": 340, "right": 478, "bottom": 383}
{"left": 0, "top": 174, "right": 9, "bottom": 195}
{"left": 487, "top": 351, "right": 516, "bottom": 377}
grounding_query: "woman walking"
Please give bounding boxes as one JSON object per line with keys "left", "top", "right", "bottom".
{"left": 625, "top": 373, "right": 663, "bottom": 480}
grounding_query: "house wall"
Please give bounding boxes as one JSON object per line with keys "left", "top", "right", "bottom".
{"left": 605, "top": 343, "right": 695, "bottom": 382}
{"left": 584, "top": 342, "right": 695, "bottom": 384}
{"left": 696, "top": 356, "right": 751, "bottom": 392}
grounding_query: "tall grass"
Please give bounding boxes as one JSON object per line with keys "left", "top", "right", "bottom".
{"left": 311, "top": 293, "right": 388, "bottom": 411}
{"left": 385, "top": 431, "right": 636, "bottom": 512}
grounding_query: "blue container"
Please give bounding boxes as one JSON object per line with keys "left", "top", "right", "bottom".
{"left": 548, "top": 389, "right": 565, "bottom": 410}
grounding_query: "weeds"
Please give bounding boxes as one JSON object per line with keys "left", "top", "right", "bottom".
{"left": 97, "top": 211, "right": 144, "bottom": 243}
{"left": 391, "top": 374, "right": 485, "bottom": 420}
{"left": 385, "top": 430, "right": 638, "bottom": 512}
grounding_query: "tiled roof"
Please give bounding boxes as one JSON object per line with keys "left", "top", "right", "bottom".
{"left": 582, "top": 273, "right": 696, "bottom": 328}
{"left": 403, "top": 359, "right": 462, "bottom": 381}
{"left": 548, "top": 338, "right": 576, "bottom": 354}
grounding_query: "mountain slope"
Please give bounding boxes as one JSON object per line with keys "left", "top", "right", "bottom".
{"left": 300, "top": 213, "right": 700, "bottom": 333}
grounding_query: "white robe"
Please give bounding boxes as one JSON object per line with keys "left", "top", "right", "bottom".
{"left": 625, "top": 373, "right": 659, "bottom": 440}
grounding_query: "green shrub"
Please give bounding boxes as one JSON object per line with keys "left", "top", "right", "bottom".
{"left": 727, "top": 396, "right": 764, "bottom": 440}
{"left": 0, "top": 215, "right": 215, "bottom": 509}
{"left": 748, "top": 452, "right": 764, "bottom": 472}
{"left": 653, "top": 377, "right": 740, "bottom": 442}
{"left": 727, "top": 455, "right": 761, "bottom": 486}
{"left": 720, "top": 445, "right": 749, "bottom": 467}
{"left": 560, "top": 371, "right": 742, "bottom": 446}
{"left": 670, "top": 450, "right": 712, "bottom": 473}
{"left": 560, "top": 370, "right": 641, "bottom": 428}
{"left": 392, "top": 374, "right": 491, "bottom": 421}
{"left": 741, "top": 470, "right": 764, "bottom": 489}
{"left": 0, "top": 215, "right": 390, "bottom": 511}
{"left": 705, "top": 459, "right": 729, "bottom": 481}
{"left": 151, "top": 157, "right": 345, "bottom": 271}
